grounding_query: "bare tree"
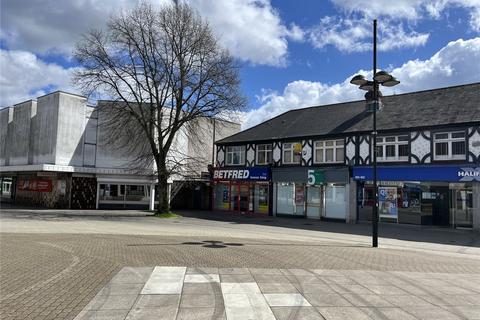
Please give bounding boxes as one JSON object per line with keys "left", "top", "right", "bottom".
{"left": 73, "top": 2, "right": 246, "bottom": 213}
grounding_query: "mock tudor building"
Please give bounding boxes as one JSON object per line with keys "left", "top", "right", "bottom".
{"left": 213, "top": 83, "right": 480, "bottom": 230}
{"left": 0, "top": 91, "right": 240, "bottom": 210}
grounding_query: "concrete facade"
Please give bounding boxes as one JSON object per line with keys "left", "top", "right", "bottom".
{"left": 0, "top": 91, "right": 240, "bottom": 209}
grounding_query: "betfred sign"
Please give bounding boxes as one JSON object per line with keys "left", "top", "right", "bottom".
{"left": 213, "top": 167, "right": 270, "bottom": 181}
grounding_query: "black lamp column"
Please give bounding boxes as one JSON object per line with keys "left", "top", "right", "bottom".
{"left": 349, "top": 20, "right": 400, "bottom": 248}
{"left": 372, "top": 19, "right": 378, "bottom": 248}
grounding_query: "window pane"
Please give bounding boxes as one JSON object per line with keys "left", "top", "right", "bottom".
{"left": 398, "top": 135, "right": 409, "bottom": 142}
{"left": 326, "top": 149, "right": 334, "bottom": 161}
{"left": 452, "top": 141, "right": 465, "bottom": 155}
{"left": 293, "top": 153, "right": 302, "bottom": 163}
{"left": 336, "top": 140, "right": 344, "bottom": 146}
{"left": 336, "top": 147, "right": 344, "bottom": 162}
{"left": 325, "top": 141, "right": 334, "bottom": 146}
{"left": 258, "top": 144, "right": 265, "bottom": 151}
{"left": 315, "top": 149, "right": 323, "bottom": 163}
{"left": 435, "top": 133, "right": 448, "bottom": 140}
{"left": 284, "top": 150, "right": 292, "bottom": 163}
{"left": 376, "top": 137, "right": 383, "bottom": 143}
{"left": 435, "top": 142, "right": 448, "bottom": 156}
{"left": 398, "top": 144, "right": 409, "bottom": 157}
{"left": 385, "top": 137, "right": 395, "bottom": 142}
{"left": 314, "top": 141, "right": 323, "bottom": 148}
{"left": 266, "top": 150, "right": 272, "bottom": 163}
{"left": 452, "top": 132, "right": 465, "bottom": 139}
{"left": 376, "top": 146, "right": 383, "bottom": 158}
{"left": 284, "top": 143, "right": 292, "bottom": 150}
{"left": 386, "top": 145, "right": 395, "bottom": 157}
{"left": 258, "top": 151, "right": 265, "bottom": 164}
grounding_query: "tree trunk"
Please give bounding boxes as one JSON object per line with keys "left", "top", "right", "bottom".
{"left": 156, "top": 162, "right": 170, "bottom": 214}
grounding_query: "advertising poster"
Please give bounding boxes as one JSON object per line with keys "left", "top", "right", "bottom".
{"left": 378, "top": 186, "right": 398, "bottom": 218}
{"left": 295, "top": 185, "right": 304, "bottom": 205}
{"left": 18, "top": 179, "right": 53, "bottom": 192}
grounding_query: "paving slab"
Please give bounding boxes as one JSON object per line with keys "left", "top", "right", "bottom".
{"left": 316, "top": 307, "right": 371, "bottom": 320}
{"left": 271, "top": 306, "right": 325, "bottom": 320}
{"left": 184, "top": 274, "right": 220, "bottom": 283}
{"left": 73, "top": 309, "right": 130, "bottom": 320}
{"left": 71, "top": 267, "right": 480, "bottom": 320}
{"left": 141, "top": 266, "right": 186, "bottom": 295}
{"left": 264, "top": 293, "right": 312, "bottom": 307}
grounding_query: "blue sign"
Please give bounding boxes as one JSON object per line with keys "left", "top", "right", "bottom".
{"left": 353, "top": 166, "right": 480, "bottom": 182}
{"left": 213, "top": 167, "right": 270, "bottom": 181}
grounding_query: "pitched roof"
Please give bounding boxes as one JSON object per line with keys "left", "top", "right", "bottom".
{"left": 217, "top": 82, "right": 480, "bottom": 144}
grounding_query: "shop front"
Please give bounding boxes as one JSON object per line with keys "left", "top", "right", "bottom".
{"left": 272, "top": 167, "right": 350, "bottom": 221}
{"left": 353, "top": 165, "right": 479, "bottom": 228}
{"left": 212, "top": 167, "right": 271, "bottom": 214}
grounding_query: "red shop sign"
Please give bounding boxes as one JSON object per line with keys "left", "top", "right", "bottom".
{"left": 18, "top": 179, "right": 53, "bottom": 192}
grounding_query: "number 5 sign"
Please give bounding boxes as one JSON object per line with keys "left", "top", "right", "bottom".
{"left": 307, "top": 170, "right": 324, "bottom": 185}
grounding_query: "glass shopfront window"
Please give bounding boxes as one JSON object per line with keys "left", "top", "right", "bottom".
{"left": 98, "top": 183, "right": 150, "bottom": 208}
{"left": 357, "top": 181, "right": 474, "bottom": 228}
{"left": 213, "top": 181, "right": 269, "bottom": 214}
{"left": 276, "top": 182, "right": 296, "bottom": 214}
{"left": 214, "top": 183, "right": 230, "bottom": 210}
{"left": 325, "top": 184, "right": 347, "bottom": 219}
{"left": 254, "top": 184, "right": 269, "bottom": 213}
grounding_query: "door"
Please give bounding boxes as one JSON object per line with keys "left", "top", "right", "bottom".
{"left": 432, "top": 186, "right": 449, "bottom": 226}
{"left": 239, "top": 184, "right": 250, "bottom": 212}
{"left": 230, "top": 184, "right": 239, "bottom": 210}
{"left": 450, "top": 189, "right": 473, "bottom": 228}
{"left": 306, "top": 185, "right": 322, "bottom": 219}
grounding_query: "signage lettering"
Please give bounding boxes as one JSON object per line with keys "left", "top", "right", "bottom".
{"left": 458, "top": 167, "right": 480, "bottom": 182}
{"left": 307, "top": 169, "right": 325, "bottom": 185}
{"left": 213, "top": 168, "right": 268, "bottom": 181}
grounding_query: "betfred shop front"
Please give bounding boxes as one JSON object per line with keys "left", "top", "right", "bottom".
{"left": 212, "top": 167, "right": 271, "bottom": 214}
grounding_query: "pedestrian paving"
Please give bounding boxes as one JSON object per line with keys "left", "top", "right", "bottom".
{"left": 74, "top": 267, "right": 480, "bottom": 320}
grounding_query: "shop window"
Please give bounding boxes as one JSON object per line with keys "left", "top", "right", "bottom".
{"left": 314, "top": 140, "right": 344, "bottom": 164}
{"left": 375, "top": 135, "right": 408, "bottom": 162}
{"left": 256, "top": 144, "right": 272, "bottom": 165}
{"left": 433, "top": 131, "right": 466, "bottom": 160}
{"left": 226, "top": 146, "right": 245, "bottom": 166}
{"left": 283, "top": 142, "right": 302, "bottom": 164}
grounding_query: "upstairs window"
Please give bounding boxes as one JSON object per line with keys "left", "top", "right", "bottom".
{"left": 283, "top": 142, "right": 302, "bottom": 164}
{"left": 226, "top": 146, "right": 245, "bottom": 165}
{"left": 434, "top": 131, "right": 466, "bottom": 160}
{"left": 376, "top": 135, "right": 409, "bottom": 162}
{"left": 314, "top": 140, "right": 344, "bottom": 163}
{"left": 256, "top": 144, "right": 272, "bottom": 165}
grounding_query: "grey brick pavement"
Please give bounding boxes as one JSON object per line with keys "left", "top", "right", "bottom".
{"left": 1, "top": 210, "right": 480, "bottom": 319}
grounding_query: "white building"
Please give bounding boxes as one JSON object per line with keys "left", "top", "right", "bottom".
{"left": 0, "top": 91, "right": 239, "bottom": 210}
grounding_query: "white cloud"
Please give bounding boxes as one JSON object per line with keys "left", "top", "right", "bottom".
{"left": 242, "top": 37, "right": 480, "bottom": 129}
{"left": 0, "top": 0, "right": 301, "bottom": 66}
{"left": 189, "top": 0, "right": 303, "bottom": 66}
{"left": 331, "top": 0, "right": 480, "bottom": 31}
{"left": 309, "top": 17, "right": 429, "bottom": 52}
{"left": 0, "top": 50, "right": 78, "bottom": 107}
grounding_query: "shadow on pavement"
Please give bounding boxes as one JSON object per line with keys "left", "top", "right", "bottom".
{"left": 176, "top": 210, "right": 480, "bottom": 249}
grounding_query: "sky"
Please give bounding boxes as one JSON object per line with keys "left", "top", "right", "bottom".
{"left": 1, "top": 0, "right": 479, "bottom": 129}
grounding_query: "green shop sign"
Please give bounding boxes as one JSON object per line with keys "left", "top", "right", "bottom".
{"left": 307, "top": 169, "right": 324, "bottom": 185}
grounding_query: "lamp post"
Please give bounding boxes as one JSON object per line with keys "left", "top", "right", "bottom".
{"left": 350, "top": 19, "right": 400, "bottom": 248}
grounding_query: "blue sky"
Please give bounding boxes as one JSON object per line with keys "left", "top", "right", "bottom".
{"left": 1, "top": 0, "right": 479, "bottom": 128}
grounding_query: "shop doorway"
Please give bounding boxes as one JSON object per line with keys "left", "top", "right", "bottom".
{"left": 450, "top": 188, "right": 473, "bottom": 228}
{"left": 431, "top": 186, "right": 449, "bottom": 226}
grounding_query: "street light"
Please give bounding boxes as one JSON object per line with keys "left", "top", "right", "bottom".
{"left": 349, "top": 19, "right": 400, "bottom": 248}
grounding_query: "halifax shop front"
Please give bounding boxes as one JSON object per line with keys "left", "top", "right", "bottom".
{"left": 353, "top": 165, "right": 479, "bottom": 228}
